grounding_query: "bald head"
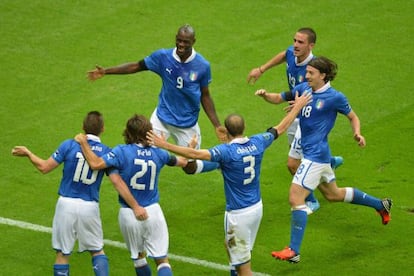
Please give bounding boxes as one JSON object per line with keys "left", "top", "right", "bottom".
{"left": 224, "top": 114, "right": 245, "bottom": 137}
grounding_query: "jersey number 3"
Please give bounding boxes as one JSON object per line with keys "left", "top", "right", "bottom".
{"left": 243, "top": 155, "right": 256, "bottom": 185}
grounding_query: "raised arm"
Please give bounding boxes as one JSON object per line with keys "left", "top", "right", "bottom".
{"left": 247, "top": 50, "right": 287, "bottom": 84}
{"left": 200, "top": 86, "right": 227, "bottom": 142}
{"left": 254, "top": 89, "right": 286, "bottom": 104}
{"left": 87, "top": 61, "right": 145, "bottom": 81}
{"left": 11, "top": 146, "right": 59, "bottom": 174}
{"left": 74, "top": 134, "right": 107, "bottom": 169}
{"left": 346, "top": 111, "right": 366, "bottom": 147}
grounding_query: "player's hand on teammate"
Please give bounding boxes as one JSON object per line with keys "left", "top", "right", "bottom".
{"left": 146, "top": 130, "right": 165, "bottom": 148}
{"left": 74, "top": 133, "right": 87, "bottom": 144}
{"left": 294, "top": 91, "right": 313, "bottom": 109}
{"left": 87, "top": 65, "right": 105, "bottom": 81}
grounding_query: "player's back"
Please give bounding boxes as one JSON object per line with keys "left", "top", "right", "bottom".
{"left": 112, "top": 143, "right": 172, "bottom": 207}
{"left": 210, "top": 134, "right": 274, "bottom": 210}
{"left": 55, "top": 138, "right": 111, "bottom": 202}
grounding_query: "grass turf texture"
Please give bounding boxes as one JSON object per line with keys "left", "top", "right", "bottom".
{"left": 1, "top": 0, "right": 413, "bottom": 275}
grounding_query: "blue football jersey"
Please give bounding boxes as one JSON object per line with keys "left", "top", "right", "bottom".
{"left": 102, "top": 144, "right": 175, "bottom": 207}
{"left": 208, "top": 133, "right": 276, "bottom": 211}
{"left": 52, "top": 135, "right": 111, "bottom": 202}
{"left": 293, "top": 82, "right": 352, "bottom": 163}
{"left": 144, "top": 48, "right": 211, "bottom": 128}
{"left": 285, "top": 46, "right": 314, "bottom": 90}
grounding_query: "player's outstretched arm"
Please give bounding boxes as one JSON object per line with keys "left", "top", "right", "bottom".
{"left": 255, "top": 89, "right": 285, "bottom": 104}
{"left": 147, "top": 131, "right": 211, "bottom": 160}
{"left": 247, "top": 51, "right": 286, "bottom": 84}
{"left": 87, "top": 62, "right": 141, "bottom": 81}
{"left": 11, "top": 146, "right": 59, "bottom": 174}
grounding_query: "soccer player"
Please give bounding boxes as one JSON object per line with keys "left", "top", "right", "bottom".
{"left": 11, "top": 111, "right": 142, "bottom": 276}
{"left": 248, "top": 27, "right": 343, "bottom": 213}
{"left": 87, "top": 24, "right": 226, "bottom": 150}
{"left": 269, "top": 56, "right": 392, "bottom": 263}
{"left": 74, "top": 114, "right": 189, "bottom": 276}
{"left": 146, "top": 92, "right": 312, "bottom": 276}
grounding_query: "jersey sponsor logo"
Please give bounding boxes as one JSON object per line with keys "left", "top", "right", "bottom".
{"left": 165, "top": 68, "right": 173, "bottom": 74}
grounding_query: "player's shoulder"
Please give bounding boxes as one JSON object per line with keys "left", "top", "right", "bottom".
{"left": 150, "top": 48, "right": 173, "bottom": 58}
{"left": 194, "top": 51, "right": 210, "bottom": 65}
{"left": 293, "top": 81, "right": 310, "bottom": 91}
{"left": 285, "top": 46, "right": 295, "bottom": 56}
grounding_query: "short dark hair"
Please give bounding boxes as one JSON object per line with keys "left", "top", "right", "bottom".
{"left": 224, "top": 114, "right": 245, "bottom": 137}
{"left": 83, "top": 111, "right": 104, "bottom": 136}
{"left": 308, "top": 56, "right": 338, "bottom": 82}
{"left": 177, "top": 24, "right": 195, "bottom": 37}
{"left": 123, "top": 114, "right": 152, "bottom": 145}
{"left": 298, "top": 27, "right": 317, "bottom": 44}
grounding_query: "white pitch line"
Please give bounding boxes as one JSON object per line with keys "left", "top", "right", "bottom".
{"left": 0, "top": 217, "right": 271, "bottom": 276}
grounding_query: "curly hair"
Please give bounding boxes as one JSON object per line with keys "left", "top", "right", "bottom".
{"left": 123, "top": 114, "right": 152, "bottom": 146}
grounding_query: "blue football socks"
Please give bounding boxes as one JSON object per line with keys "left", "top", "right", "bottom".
{"left": 54, "top": 264, "right": 69, "bottom": 276}
{"left": 350, "top": 188, "right": 383, "bottom": 210}
{"left": 92, "top": 254, "right": 109, "bottom": 276}
{"left": 290, "top": 210, "right": 308, "bottom": 254}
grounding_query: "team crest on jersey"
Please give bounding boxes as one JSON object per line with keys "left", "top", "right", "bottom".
{"left": 298, "top": 75, "right": 304, "bottom": 83}
{"left": 315, "top": 99, "right": 324, "bottom": 110}
{"left": 189, "top": 71, "right": 197, "bottom": 81}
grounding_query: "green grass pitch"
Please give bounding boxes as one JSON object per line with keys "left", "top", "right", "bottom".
{"left": 1, "top": 0, "right": 413, "bottom": 275}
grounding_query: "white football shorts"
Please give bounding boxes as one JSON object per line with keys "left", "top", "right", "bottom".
{"left": 288, "top": 126, "right": 303, "bottom": 160}
{"left": 118, "top": 203, "right": 169, "bottom": 260}
{"left": 224, "top": 200, "right": 263, "bottom": 267}
{"left": 52, "top": 196, "right": 103, "bottom": 255}
{"left": 287, "top": 118, "right": 300, "bottom": 146}
{"left": 150, "top": 108, "right": 201, "bottom": 148}
{"left": 292, "top": 159, "right": 336, "bottom": 190}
